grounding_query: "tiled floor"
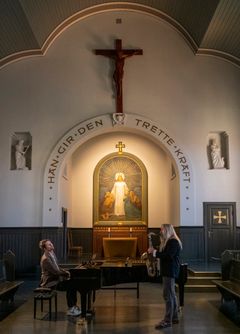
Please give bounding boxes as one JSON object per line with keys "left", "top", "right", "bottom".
{"left": 0, "top": 276, "right": 239, "bottom": 334}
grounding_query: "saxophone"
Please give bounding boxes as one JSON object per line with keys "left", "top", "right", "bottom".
{"left": 141, "top": 232, "right": 158, "bottom": 278}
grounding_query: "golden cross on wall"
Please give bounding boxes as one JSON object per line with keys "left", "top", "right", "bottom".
{"left": 116, "top": 141, "right": 125, "bottom": 155}
{"left": 213, "top": 210, "right": 227, "bottom": 224}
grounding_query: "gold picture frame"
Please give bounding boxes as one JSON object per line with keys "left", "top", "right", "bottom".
{"left": 93, "top": 152, "right": 148, "bottom": 226}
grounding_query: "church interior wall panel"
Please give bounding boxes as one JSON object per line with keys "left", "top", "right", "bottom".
{"left": 93, "top": 228, "right": 108, "bottom": 258}
{"left": 0, "top": 228, "right": 42, "bottom": 274}
{"left": 178, "top": 227, "right": 205, "bottom": 261}
{"left": 147, "top": 227, "right": 204, "bottom": 261}
{"left": 0, "top": 10, "right": 239, "bottom": 230}
{"left": 0, "top": 227, "right": 239, "bottom": 274}
{"left": 68, "top": 228, "right": 93, "bottom": 255}
{"left": 132, "top": 229, "right": 148, "bottom": 256}
{"left": 0, "top": 227, "right": 62, "bottom": 274}
{"left": 236, "top": 228, "right": 240, "bottom": 249}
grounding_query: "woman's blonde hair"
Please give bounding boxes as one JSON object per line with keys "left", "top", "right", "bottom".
{"left": 160, "top": 224, "right": 182, "bottom": 250}
{"left": 39, "top": 239, "right": 50, "bottom": 250}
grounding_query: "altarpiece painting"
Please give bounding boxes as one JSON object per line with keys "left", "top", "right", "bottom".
{"left": 93, "top": 152, "right": 148, "bottom": 226}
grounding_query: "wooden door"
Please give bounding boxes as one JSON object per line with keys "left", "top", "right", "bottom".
{"left": 204, "top": 202, "right": 236, "bottom": 261}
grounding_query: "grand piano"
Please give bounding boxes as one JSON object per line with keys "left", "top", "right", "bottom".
{"left": 65, "top": 258, "right": 147, "bottom": 318}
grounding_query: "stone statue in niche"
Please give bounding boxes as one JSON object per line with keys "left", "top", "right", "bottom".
{"left": 210, "top": 139, "right": 225, "bottom": 169}
{"left": 207, "top": 132, "right": 229, "bottom": 170}
{"left": 15, "top": 139, "right": 29, "bottom": 170}
{"left": 10, "top": 132, "right": 32, "bottom": 170}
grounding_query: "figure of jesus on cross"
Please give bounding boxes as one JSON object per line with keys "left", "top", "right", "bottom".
{"left": 95, "top": 39, "right": 143, "bottom": 114}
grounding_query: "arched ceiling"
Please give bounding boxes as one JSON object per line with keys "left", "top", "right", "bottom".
{"left": 0, "top": 0, "right": 240, "bottom": 69}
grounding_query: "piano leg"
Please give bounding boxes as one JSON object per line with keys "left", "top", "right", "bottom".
{"left": 80, "top": 291, "right": 95, "bottom": 318}
{"left": 178, "top": 283, "right": 185, "bottom": 307}
{"left": 92, "top": 290, "right": 96, "bottom": 303}
{"left": 87, "top": 290, "right": 95, "bottom": 315}
{"left": 80, "top": 292, "right": 87, "bottom": 318}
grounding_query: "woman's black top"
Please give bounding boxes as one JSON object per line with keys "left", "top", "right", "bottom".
{"left": 155, "top": 238, "right": 181, "bottom": 278}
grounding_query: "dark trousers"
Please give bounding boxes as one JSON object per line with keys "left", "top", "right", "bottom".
{"left": 162, "top": 276, "right": 178, "bottom": 323}
{"left": 66, "top": 286, "right": 78, "bottom": 308}
{"left": 57, "top": 279, "right": 79, "bottom": 308}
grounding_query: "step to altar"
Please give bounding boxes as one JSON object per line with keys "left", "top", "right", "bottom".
{"left": 177, "top": 267, "right": 222, "bottom": 293}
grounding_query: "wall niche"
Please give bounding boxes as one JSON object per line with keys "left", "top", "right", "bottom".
{"left": 10, "top": 132, "right": 32, "bottom": 170}
{"left": 207, "top": 132, "right": 229, "bottom": 170}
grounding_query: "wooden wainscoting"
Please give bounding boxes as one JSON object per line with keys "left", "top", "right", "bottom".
{"left": 1, "top": 226, "right": 238, "bottom": 274}
{"left": 93, "top": 226, "right": 148, "bottom": 258}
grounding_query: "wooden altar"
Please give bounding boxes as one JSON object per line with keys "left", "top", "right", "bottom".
{"left": 103, "top": 237, "right": 137, "bottom": 258}
{"left": 93, "top": 226, "right": 147, "bottom": 258}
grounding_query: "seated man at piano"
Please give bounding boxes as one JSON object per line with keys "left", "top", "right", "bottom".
{"left": 39, "top": 239, "right": 81, "bottom": 317}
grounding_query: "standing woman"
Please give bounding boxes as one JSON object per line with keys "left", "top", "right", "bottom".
{"left": 148, "top": 224, "right": 182, "bottom": 329}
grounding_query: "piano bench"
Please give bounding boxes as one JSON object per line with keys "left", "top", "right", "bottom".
{"left": 33, "top": 289, "right": 57, "bottom": 320}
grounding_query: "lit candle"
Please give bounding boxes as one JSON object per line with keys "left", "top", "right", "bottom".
{"left": 130, "top": 227, "right": 132, "bottom": 232}
{"left": 108, "top": 227, "right": 110, "bottom": 233}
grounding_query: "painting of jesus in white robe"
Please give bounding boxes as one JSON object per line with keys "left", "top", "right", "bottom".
{"left": 111, "top": 172, "right": 129, "bottom": 216}
{"left": 95, "top": 153, "right": 147, "bottom": 225}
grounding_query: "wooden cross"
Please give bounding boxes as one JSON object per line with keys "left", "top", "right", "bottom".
{"left": 116, "top": 141, "right": 125, "bottom": 155}
{"left": 213, "top": 210, "right": 227, "bottom": 224}
{"left": 95, "top": 39, "right": 143, "bottom": 114}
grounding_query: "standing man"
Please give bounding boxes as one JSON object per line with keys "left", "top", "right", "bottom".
{"left": 39, "top": 239, "right": 81, "bottom": 316}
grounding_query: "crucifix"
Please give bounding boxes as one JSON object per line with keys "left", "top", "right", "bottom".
{"left": 95, "top": 39, "right": 143, "bottom": 114}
